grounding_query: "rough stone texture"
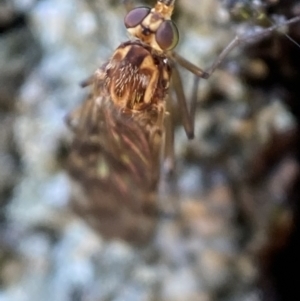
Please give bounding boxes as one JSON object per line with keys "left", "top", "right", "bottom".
{"left": 1, "top": 0, "right": 300, "bottom": 301}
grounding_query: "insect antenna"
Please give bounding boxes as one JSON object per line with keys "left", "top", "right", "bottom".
{"left": 159, "top": 0, "right": 175, "bottom": 6}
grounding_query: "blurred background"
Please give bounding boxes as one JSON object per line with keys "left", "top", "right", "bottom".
{"left": 1, "top": 0, "right": 300, "bottom": 300}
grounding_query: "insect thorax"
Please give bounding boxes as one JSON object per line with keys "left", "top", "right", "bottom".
{"left": 98, "top": 40, "right": 171, "bottom": 112}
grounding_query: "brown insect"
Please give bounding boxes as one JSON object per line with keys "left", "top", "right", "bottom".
{"left": 66, "top": 0, "right": 300, "bottom": 244}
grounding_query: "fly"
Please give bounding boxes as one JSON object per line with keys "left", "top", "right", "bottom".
{"left": 66, "top": 0, "right": 300, "bottom": 244}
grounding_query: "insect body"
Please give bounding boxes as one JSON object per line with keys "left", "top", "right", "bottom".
{"left": 67, "top": 0, "right": 300, "bottom": 244}
{"left": 67, "top": 1, "right": 178, "bottom": 244}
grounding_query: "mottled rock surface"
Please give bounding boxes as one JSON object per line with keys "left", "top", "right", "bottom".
{"left": 1, "top": 0, "right": 300, "bottom": 301}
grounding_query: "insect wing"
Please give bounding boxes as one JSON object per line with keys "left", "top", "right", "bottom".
{"left": 67, "top": 90, "right": 161, "bottom": 244}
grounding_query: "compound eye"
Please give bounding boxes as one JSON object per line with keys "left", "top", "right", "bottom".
{"left": 156, "top": 20, "right": 179, "bottom": 51}
{"left": 124, "top": 7, "right": 151, "bottom": 28}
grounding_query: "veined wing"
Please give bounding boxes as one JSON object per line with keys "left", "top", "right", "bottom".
{"left": 67, "top": 80, "right": 165, "bottom": 244}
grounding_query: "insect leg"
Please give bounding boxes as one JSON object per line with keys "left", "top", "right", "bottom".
{"left": 164, "top": 98, "right": 175, "bottom": 174}
{"left": 204, "top": 15, "right": 300, "bottom": 77}
{"left": 163, "top": 75, "right": 199, "bottom": 172}
{"left": 170, "top": 51, "right": 209, "bottom": 79}
{"left": 172, "top": 15, "right": 300, "bottom": 81}
{"left": 170, "top": 62, "right": 200, "bottom": 139}
{"left": 169, "top": 15, "right": 300, "bottom": 140}
{"left": 80, "top": 75, "right": 94, "bottom": 88}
